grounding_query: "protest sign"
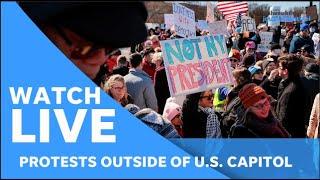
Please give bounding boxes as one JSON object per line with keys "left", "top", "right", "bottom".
{"left": 208, "top": 20, "right": 228, "bottom": 36}
{"left": 164, "top": 14, "right": 174, "bottom": 30}
{"left": 267, "top": 15, "right": 280, "bottom": 27}
{"left": 241, "top": 16, "right": 256, "bottom": 32}
{"left": 146, "top": 23, "right": 160, "bottom": 30}
{"left": 257, "top": 32, "right": 273, "bottom": 53}
{"left": 172, "top": 3, "right": 196, "bottom": 38}
{"left": 206, "top": 2, "right": 215, "bottom": 23}
{"left": 306, "top": 5, "right": 318, "bottom": 21}
{"left": 197, "top": 20, "right": 208, "bottom": 31}
{"left": 160, "top": 35, "right": 234, "bottom": 96}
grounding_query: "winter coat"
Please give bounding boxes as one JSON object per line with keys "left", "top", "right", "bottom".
{"left": 124, "top": 68, "right": 158, "bottom": 111}
{"left": 182, "top": 93, "right": 221, "bottom": 138}
{"left": 230, "top": 109, "right": 291, "bottom": 138}
{"left": 289, "top": 34, "right": 314, "bottom": 54}
{"left": 154, "top": 66, "right": 170, "bottom": 114}
{"left": 301, "top": 74, "right": 320, "bottom": 126}
{"left": 111, "top": 66, "right": 129, "bottom": 76}
{"left": 260, "top": 76, "right": 282, "bottom": 100}
{"left": 276, "top": 77, "right": 308, "bottom": 137}
{"left": 135, "top": 108, "right": 181, "bottom": 138}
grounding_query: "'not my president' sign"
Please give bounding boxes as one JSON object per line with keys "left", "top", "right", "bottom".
{"left": 160, "top": 35, "right": 234, "bottom": 96}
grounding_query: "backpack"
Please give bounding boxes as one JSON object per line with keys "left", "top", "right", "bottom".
{"left": 221, "top": 97, "right": 246, "bottom": 137}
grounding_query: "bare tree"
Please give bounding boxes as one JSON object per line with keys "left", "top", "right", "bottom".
{"left": 249, "top": 3, "right": 270, "bottom": 25}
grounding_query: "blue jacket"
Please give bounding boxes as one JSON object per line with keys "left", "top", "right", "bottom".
{"left": 289, "top": 34, "right": 314, "bottom": 53}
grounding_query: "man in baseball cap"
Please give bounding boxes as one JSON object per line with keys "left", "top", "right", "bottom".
{"left": 19, "top": 2, "right": 148, "bottom": 82}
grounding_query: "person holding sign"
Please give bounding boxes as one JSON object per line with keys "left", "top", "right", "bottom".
{"left": 182, "top": 91, "right": 221, "bottom": 138}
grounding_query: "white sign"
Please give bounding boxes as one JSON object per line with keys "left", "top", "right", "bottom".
{"left": 241, "top": 16, "right": 256, "bottom": 32}
{"left": 164, "top": 14, "right": 175, "bottom": 30}
{"left": 257, "top": 32, "right": 273, "bottom": 52}
{"left": 197, "top": 20, "right": 208, "bottom": 31}
{"left": 172, "top": 3, "right": 196, "bottom": 38}
{"left": 145, "top": 23, "right": 160, "bottom": 30}
{"left": 160, "top": 35, "right": 233, "bottom": 96}
{"left": 206, "top": 2, "right": 215, "bottom": 23}
{"left": 208, "top": 20, "right": 228, "bottom": 36}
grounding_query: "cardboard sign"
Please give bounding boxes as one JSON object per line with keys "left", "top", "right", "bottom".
{"left": 306, "top": 5, "right": 318, "bottom": 21}
{"left": 172, "top": 3, "right": 196, "bottom": 38}
{"left": 257, "top": 31, "right": 273, "bottom": 53}
{"left": 206, "top": 2, "right": 215, "bottom": 23}
{"left": 197, "top": 20, "right": 208, "bottom": 31}
{"left": 241, "top": 16, "right": 256, "bottom": 32}
{"left": 164, "top": 14, "right": 175, "bottom": 30}
{"left": 160, "top": 35, "right": 234, "bottom": 96}
{"left": 208, "top": 20, "right": 228, "bottom": 36}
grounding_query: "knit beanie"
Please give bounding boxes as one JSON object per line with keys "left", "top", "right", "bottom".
{"left": 239, "top": 83, "right": 268, "bottom": 108}
{"left": 163, "top": 102, "right": 182, "bottom": 121}
{"left": 125, "top": 104, "right": 141, "bottom": 115}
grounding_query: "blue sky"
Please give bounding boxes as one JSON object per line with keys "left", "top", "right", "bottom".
{"left": 250, "top": 1, "right": 319, "bottom": 10}
{"left": 186, "top": 1, "right": 320, "bottom": 11}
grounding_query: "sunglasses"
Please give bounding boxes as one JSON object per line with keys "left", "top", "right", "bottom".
{"left": 112, "top": 86, "right": 124, "bottom": 91}
{"left": 54, "top": 25, "right": 117, "bottom": 60}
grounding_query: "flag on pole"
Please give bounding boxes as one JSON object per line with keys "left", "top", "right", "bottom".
{"left": 206, "top": 2, "right": 215, "bottom": 23}
{"left": 236, "top": 13, "right": 242, "bottom": 27}
{"left": 217, "top": 1, "right": 248, "bottom": 22}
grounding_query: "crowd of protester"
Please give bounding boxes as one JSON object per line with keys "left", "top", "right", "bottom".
{"left": 100, "top": 20, "right": 319, "bottom": 139}
{"left": 24, "top": 1, "right": 319, "bottom": 139}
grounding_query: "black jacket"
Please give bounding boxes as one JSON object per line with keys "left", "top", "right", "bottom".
{"left": 154, "top": 67, "right": 170, "bottom": 114}
{"left": 301, "top": 74, "right": 320, "bottom": 125}
{"left": 276, "top": 77, "right": 307, "bottom": 137}
{"left": 182, "top": 93, "right": 207, "bottom": 138}
{"left": 111, "top": 66, "right": 129, "bottom": 76}
{"left": 260, "top": 76, "right": 282, "bottom": 100}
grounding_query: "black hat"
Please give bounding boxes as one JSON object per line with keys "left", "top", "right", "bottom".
{"left": 305, "top": 63, "right": 319, "bottom": 74}
{"left": 19, "top": 2, "right": 148, "bottom": 48}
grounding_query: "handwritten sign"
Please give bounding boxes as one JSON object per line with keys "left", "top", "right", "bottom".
{"left": 173, "top": 3, "right": 196, "bottom": 38}
{"left": 257, "top": 32, "right": 273, "bottom": 52}
{"left": 241, "top": 16, "right": 256, "bottom": 32}
{"left": 208, "top": 20, "right": 228, "bottom": 36}
{"left": 160, "top": 35, "right": 234, "bottom": 96}
{"left": 206, "top": 2, "right": 215, "bottom": 23}
{"left": 164, "top": 14, "right": 174, "bottom": 30}
{"left": 306, "top": 5, "right": 318, "bottom": 21}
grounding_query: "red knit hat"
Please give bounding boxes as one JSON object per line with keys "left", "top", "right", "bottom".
{"left": 239, "top": 83, "right": 268, "bottom": 108}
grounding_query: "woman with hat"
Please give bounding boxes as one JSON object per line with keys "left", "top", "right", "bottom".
{"left": 248, "top": 65, "right": 264, "bottom": 85}
{"left": 230, "top": 83, "right": 290, "bottom": 138}
{"left": 163, "top": 100, "right": 184, "bottom": 137}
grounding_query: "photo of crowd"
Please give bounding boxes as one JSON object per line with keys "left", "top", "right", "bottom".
{"left": 19, "top": 1, "right": 320, "bottom": 139}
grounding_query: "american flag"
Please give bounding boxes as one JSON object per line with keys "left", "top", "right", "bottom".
{"left": 217, "top": 1, "right": 248, "bottom": 22}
